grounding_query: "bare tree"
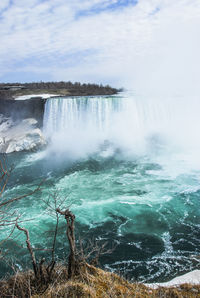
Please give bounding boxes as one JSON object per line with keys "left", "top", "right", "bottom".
{"left": 15, "top": 223, "right": 38, "bottom": 277}
{"left": 14, "top": 192, "right": 70, "bottom": 284}
{"left": 56, "top": 208, "right": 77, "bottom": 279}
{"left": 42, "top": 192, "right": 68, "bottom": 280}
{"left": 78, "top": 238, "right": 116, "bottom": 267}
{"left": 55, "top": 206, "right": 116, "bottom": 279}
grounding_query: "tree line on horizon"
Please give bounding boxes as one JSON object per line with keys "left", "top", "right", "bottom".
{"left": 0, "top": 81, "right": 123, "bottom": 99}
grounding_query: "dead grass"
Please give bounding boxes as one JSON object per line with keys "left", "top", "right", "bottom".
{"left": 0, "top": 263, "right": 200, "bottom": 297}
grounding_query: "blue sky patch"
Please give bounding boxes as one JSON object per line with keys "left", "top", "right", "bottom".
{"left": 0, "top": 0, "right": 12, "bottom": 19}
{"left": 76, "top": 0, "right": 138, "bottom": 19}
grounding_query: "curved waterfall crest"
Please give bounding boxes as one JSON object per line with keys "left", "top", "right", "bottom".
{"left": 43, "top": 94, "right": 200, "bottom": 159}
{"left": 43, "top": 96, "right": 122, "bottom": 137}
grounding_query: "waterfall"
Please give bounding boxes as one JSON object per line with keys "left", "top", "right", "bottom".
{"left": 43, "top": 96, "right": 124, "bottom": 157}
{"left": 43, "top": 96, "right": 122, "bottom": 137}
{"left": 43, "top": 93, "right": 200, "bottom": 159}
{"left": 43, "top": 94, "right": 171, "bottom": 139}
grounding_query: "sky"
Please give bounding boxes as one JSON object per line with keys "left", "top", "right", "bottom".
{"left": 0, "top": 0, "right": 200, "bottom": 94}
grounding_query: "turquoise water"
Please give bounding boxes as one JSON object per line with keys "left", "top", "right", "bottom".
{"left": 1, "top": 94, "right": 200, "bottom": 282}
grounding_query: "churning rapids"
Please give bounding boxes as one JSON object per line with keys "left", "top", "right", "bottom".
{"left": 1, "top": 92, "right": 200, "bottom": 282}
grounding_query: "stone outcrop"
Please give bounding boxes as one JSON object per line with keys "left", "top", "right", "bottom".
{"left": 0, "top": 97, "right": 45, "bottom": 127}
{"left": 0, "top": 115, "right": 46, "bottom": 153}
{"left": 0, "top": 96, "right": 47, "bottom": 153}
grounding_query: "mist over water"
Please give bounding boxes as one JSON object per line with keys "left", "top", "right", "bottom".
{"left": 43, "top": 92, "right": 200, "bottom": 168}
{"left": 43, "top": 96, "right": 122, "bottom": 159}
{"left": 1, "top": 92, "right": 200, "bottom": 282}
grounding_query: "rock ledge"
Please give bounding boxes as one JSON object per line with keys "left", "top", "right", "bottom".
{"left": 0, "top": 115, "right": 46, "bottom": 153}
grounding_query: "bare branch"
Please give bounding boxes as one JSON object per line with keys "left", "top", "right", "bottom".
{"left": 0, "top": 155, "right": 13, "bottom": 198}
{"left": 77, "top": 237, "right": 116, "bottom": 266}
{"left": 0, "top": 180, "right": 44, "bottom": 208}
{"left": 0, "top": 224, "right": 16, "bottom": 246}
{"left": 15, "top": 223, "right": 38, "bottom": 277}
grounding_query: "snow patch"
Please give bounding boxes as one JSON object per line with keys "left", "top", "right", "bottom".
{"left": 146, "top": 270, "right": 200, "bottom": 288}
{"left": 15, "top": 94, "right": 58, "bottom": 100}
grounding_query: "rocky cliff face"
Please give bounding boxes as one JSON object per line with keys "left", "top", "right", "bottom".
{"left": 0, "top": 115, "right": 46, "bottom": 153}
{"left": 0, "top": 97, "right": 45, "bottom": 127}
{"left": 0, "top": 97, "right": 46, "bottom": 153}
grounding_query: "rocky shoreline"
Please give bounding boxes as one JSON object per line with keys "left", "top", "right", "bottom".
{"left": 0, "top": 114, "right": 46, "bottom": 153}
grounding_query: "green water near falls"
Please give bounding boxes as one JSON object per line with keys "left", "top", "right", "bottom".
{"left": 1, "top": 93, "right": 200, "bottom": 282}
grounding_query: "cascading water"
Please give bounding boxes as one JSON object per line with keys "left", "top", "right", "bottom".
{"left": 1, "top": 92, "right": 200, "bottom": 282}
{"left": 43, "top": 96, "right": 124, "bottom": 158}
{"left": 43, "top": 93, "right": 200, "bottom": 160}
{"left": 43, "top": 96, "right": 122, "bottom": 137}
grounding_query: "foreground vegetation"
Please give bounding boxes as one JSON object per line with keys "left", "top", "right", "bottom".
{"left": 0, "top": 263, "right": 200, "bottom": 297}
{"left": 0, "top": 81, "right": 121, "bottom": 99}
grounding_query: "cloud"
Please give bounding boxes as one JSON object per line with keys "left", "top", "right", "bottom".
{"left": 0, "top": 0, "right": 200, "bottom": 95}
